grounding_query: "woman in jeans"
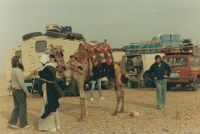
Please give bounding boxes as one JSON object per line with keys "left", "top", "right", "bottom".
{"left": 90, "top": 78, "right": 105, "bottom": 101}
{"left": 8, "top": 56, "right": 33, "bottom": 128}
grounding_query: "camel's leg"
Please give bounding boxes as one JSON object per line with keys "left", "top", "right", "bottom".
{"left": 84, "top": 97, "right": 88, "bottom": 116}
{"left": 119, "top": 87, "right": 124, "bottom": 113}
{"left": 78, "top": 79, "right": 88, "bottom": 122}
{"left": 79, "top": 98, "right": 85, "bottom": 122}
{"left": 81, "top": 89, "right": 88, "bottom": 118}
{"left": 112, "top": 86, "right": 120, "bottom": 116}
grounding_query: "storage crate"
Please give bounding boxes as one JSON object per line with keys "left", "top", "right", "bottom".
{"left": 46, "top": 24, "right": 62, "bottom": 32}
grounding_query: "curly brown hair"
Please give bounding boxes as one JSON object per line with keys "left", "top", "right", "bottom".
{"left": 11, "top": 56, "right": 24, "bottom": 71}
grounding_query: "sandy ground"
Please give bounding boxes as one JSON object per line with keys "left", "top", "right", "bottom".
{"left": 1, "top": 74, "right": 200, "bottom": 134}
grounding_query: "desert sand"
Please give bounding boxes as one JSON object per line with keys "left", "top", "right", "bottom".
{"left": 0, "top": 74, "right": 200, "bottom": 134}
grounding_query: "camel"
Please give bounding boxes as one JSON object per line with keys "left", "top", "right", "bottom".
{"left": 46, "top": 39, "right": 124, "bottom": 122}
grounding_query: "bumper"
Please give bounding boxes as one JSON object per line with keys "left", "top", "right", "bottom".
{"left": 167, "top": 77, "right": 194, "bottom": 83}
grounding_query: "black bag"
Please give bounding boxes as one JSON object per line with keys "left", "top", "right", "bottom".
{"left": 54, "top": 81, "right": 64, "bottom": 99}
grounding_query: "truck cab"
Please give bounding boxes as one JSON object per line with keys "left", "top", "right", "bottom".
{"left": 162, "top": 52, "right": 200, "bottom": 91}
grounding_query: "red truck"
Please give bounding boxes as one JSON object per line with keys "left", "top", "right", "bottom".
{"left": 162, "top": 51, "right": 200, "bottom": 91}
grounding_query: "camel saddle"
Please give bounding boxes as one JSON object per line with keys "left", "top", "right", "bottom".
{"left": 73, "top": 42, "right": 114, "bottom": 67}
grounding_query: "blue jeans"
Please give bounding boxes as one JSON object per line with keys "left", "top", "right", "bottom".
{"left": 90, "top": 79, "right": 103, "bottom": 98}
{"left": 154, "top": 79, "right": 167, "bottom": 107}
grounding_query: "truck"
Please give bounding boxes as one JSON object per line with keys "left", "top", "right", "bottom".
{"left": 114, "top": 40, "right": 165, "bottom": 88}
{"left": 162, "top": 50, "right": 200, "bottom": 91}
{"left": 118, "top": 41, "right": 200, "bottom": 91}
{"left": 5, "top": 24, "right": 126, "bottom": 95}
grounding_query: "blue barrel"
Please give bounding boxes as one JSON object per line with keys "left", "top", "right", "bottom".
{"left": 144, "top": 44, "right": 150, "bottom": 54}
{"left": 150, "top": 44, "right": 156, "bottom": 53}
{"left": 156, "top": 43, "right": 162, "bottom": 52}
{"left": 62, "top": 26, "right": 72, "bottom": 32}
{"left": 130, "top": 43, "right": 137, "bottom": 54}
{"left": 136, "top": 44, "right": 142, "bottom": 54}
{"left": 125, "top": 45, "right": 131, "bottom": 55}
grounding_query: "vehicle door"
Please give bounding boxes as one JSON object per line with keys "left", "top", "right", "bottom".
{"left": 197, "top": 57, "right": 200, "bottom": 75}
{"left": 190, "top": 57, "right": 198, "bottom": 80}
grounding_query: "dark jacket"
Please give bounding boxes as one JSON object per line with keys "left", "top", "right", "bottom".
{"left": 38, "top": 65, "right": 60, "bottom": 119}
{"left": 148, "top": 61, "right": 171, "bottom": 80}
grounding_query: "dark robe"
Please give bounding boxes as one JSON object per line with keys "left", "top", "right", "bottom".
{"left": 38, "top": 65, "right": 59, "bottom": 119}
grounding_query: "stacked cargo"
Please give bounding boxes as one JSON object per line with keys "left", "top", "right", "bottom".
{"left": 171, "top": 34, "right": 180, "bottom": 47}
{"left": 44, "top": 24, "right": 84, "bottom": 40}
{"left": 124, "top": 34, "right": 181, "bottom": 55}
{"left": 182, "top": 39, "right": 193, "bottom": 51}
{"left": 160, "top": 34, "right": 180, "bottom": 48}
{"left": 125, "top": 43, "right": 141, "bottom": 55}
{"left": 160, "top": 34, "right": 171, "bottom": 47}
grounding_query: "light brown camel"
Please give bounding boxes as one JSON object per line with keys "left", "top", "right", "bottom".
{"left": 46, "top": 40, "right": 124, "bottom": 122}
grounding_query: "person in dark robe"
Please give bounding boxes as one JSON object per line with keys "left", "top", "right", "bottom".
{"left": 37, "top": 54, "right": 60, "bottom": 132}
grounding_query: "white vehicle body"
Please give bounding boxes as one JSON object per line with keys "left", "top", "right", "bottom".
{"left": 6, "top": 36, "right": 83, "bottom": 81}
{"left": 119, "top": 53, "right": 165, "bottom": 86}
{"left": 142, "top": 53, "right": 165, "bottom": 74}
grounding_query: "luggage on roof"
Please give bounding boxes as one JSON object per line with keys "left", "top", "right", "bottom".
{"left": 46, "top": 24, "right": 62, "bottom": 32}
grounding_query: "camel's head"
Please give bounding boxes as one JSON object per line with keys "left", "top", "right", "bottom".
{"left": 45, "top": 44, "right": 64, "bottom": 58}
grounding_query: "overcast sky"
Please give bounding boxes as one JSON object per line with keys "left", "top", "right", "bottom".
{"left": 0, "top": 0, "right": 200, "bottom": 74}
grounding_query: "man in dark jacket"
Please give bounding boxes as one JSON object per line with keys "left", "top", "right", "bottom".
{"left": 148, "top": 55, "right": 171, "bottom": 109}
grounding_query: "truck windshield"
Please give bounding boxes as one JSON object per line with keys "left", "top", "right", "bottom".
{"left": 163, "top": 58, "right": 187, "bottom": 66}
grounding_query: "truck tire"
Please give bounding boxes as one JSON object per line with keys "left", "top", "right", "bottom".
{"left": 65, "top": 34, "right": 76, "bottom": 40}
{"left": 69, "top": 79, "right": 80, "bottom": 96}
{"left": 143, "top": 73, "right": 148, "bottom": 87}
{"left": 102, "top": 81, "right": 112, "bottom": 90}
{"left": 44, "top": 31, "right": 63, "bottom": 38}
{"left": 167, "top": 83, "right": 172, "bottom": 91}
{"left": 143, "top": 72, "right": 154, "bottom": 88}
{"left": 192, "top": 79, "right": 198, "bottom": 91}
{"left": 63, "top": 32, "right": 84, "bottom": 40}
{"left": 121, "top": 75, "right": 128, "bottom": 84}
{"left": 22, "top": 32, "right": 42, "bottom": 41}
{"left": 181, "top": 83, "right": 186, "bottom": 88}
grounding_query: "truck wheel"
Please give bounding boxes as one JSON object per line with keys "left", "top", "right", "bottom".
{"left": 143, "top": 72, "right": 148, "bottom": 87}
{"left": 167, "top": 83, "right": 172, "bottom": 91}
{"left": 121, "top": 75, "right": 128, "bottom": 84}
{"left": 68, "top": 79, "right": 79, "bottom": 96}
{"left": 181, "top": 84, "right": 187, "bottom": 88}
{"left": 66, "top": 34, "right": 76, "bottom": 40}
{"left": 22, "top": 32, "right": 42, "bottom": 41}
{"left": 192, "top": 79, "right": 198, "bottom": 91}
{"left": 102, "top": 81, "right": 112, "bottom": 90}
{"left": 143, "top": 72, "right": 154, "bottom": 88}
{"left": 44, "top": 31, "right": 63, "bottom": 38}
